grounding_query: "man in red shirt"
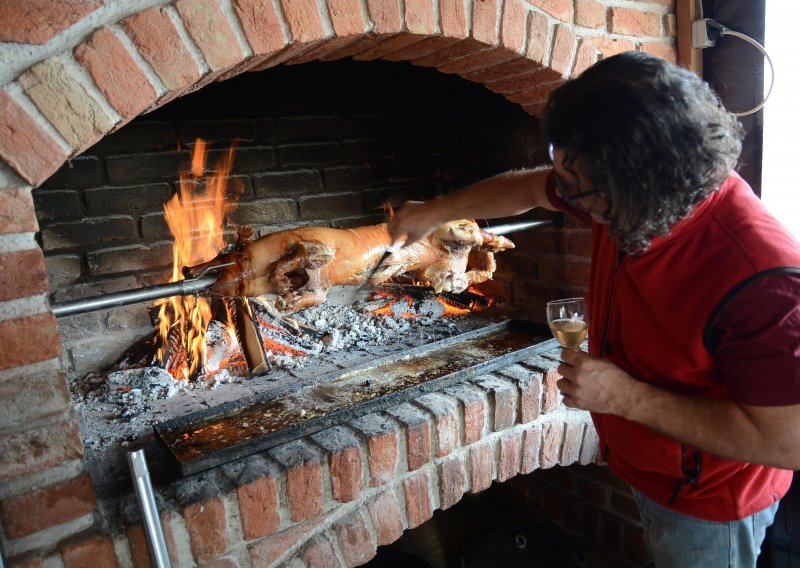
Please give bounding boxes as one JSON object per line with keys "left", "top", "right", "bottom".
{"left": 388, "top": 52, "right": 800, "bottom": 566}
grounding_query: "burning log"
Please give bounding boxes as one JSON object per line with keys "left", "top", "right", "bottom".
{"left": 226, "top": 298, "right": 270, "bottom": 375}
{"left": 188, "top": 219, "right": 513, "bottom": 314}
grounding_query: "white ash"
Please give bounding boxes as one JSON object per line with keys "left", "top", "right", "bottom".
{"left": 70, "top": 301, "right": 461, "bottom": 423}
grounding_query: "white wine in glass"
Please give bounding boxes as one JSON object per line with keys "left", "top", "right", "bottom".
{"left": 547, "top": 297, "right": 588, "bottom": 349}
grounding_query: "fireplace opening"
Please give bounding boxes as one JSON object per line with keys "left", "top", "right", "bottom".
{"left": 35, "top": 59, "right": 563, "bottom": 500}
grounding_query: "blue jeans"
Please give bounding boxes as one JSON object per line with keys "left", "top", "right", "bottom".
{"left": 631, "top": 488, "right": 779, "bottom": 567}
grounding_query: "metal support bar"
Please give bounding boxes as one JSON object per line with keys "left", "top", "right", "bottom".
{"left": 128, "top": 450, "right": 172, "bottom": 568}
{"left": 52, "top": 274, "right": 219, "bottom": 319}
{"left": 483, "top": 219, "right": 553, "bottom": 235}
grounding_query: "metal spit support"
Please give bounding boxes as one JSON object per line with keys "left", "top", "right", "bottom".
{"left": 127, "top": 449, "right": 172, "bottom": 568}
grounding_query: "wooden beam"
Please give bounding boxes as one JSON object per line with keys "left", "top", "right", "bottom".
{"left": 677, "top": 0, "right": 703, "bottom": 75}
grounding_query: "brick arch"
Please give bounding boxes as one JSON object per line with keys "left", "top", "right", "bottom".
{"left": 0, "top": 0, "right": 602, "bottom": 190}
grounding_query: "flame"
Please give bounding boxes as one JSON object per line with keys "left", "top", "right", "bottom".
{"left": 440, "top": 300, "right": 471, "bottom": 316}
{"left": 156, "top": 140, "right": 238, "bottom": 379}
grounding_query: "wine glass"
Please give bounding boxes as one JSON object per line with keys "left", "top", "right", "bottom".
{"left": 546, "top": 297, "right": 588, "bottom": 350}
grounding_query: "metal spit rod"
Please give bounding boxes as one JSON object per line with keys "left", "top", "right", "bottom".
{"left": 51, "top": 273, "right": 220, "bottom": 319}
{"left": 48, "top": 220, "right": 550, "bottom": 319}
{"left": 128, "top": 449, "right": 172, "bottom": 568}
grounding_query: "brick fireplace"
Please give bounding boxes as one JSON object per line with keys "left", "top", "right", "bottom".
{"left": 0, "top": 0, "right": 676, "bottom": 566}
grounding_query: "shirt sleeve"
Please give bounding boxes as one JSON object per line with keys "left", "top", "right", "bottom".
{"left": 544, "top": 170, "right": 593, "bottom": 226}
{"left": 712, "top": 272, "right": 800, "bottom": 406}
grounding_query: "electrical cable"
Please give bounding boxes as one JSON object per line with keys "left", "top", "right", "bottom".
{"left": 717, "top": 27, "right": 775, "bottom": 117}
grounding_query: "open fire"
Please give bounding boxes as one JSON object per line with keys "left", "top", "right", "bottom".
{"left": 98, "top": 140, "right": 506, "bottom": 396}
{"left": 106, "top": 140, "right": 511, "bottom": 387}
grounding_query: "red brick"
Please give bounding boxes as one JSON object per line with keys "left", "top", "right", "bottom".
{"left": 542, "top": 367, "right": 561, "bottom": 413}
{"left": 526, "top": 10, "right": 550, "bottom": 65}
{"left": 580, "top": 425, "right": 600, "bottom": 465}
{"left": 501, "top": 0, "right": 526, "bottom": 53}
{"left": 440, "top": 0, "right": 468, "bottom": 38}
{"left": 521, "top": 424, "right": 541, "bottom": 473}
{"left": 367, "top": 430, "right": 398, "bottom": 486}
{"left": 538, "top": 0, "right": 573, "bottom": 21}
{"left": 498, "top": 432, "right": 521, "bottom": 482}
{"left": 469, "top": 442, "right": 494, "bottom": 493}
{"left": 561, "top": 421, "right": 584, "bottom": 465}
{"left": 463, "top": 398, "right": 485, "bottom": 445}
{"left": 232, "top": 0, "right": 288, "bottom": 54}
{"left": 472, "top": 0, "right": 498, "bottom": 45}
{"left": 327, "top": 0, "right": 367, "bottom": 35}
{"left": 0, "top": 418, "right": 83, "bottom": 481}
{"left": 1, "top": 475, "right": 94, "bottom": 538}
{"left": 0, "top": 250, "right": 48, "bottom": 301}
{"left": 334, "top": 510, "right": 376, "bottom": 567}
{"left": 519, "top": 377, "right": 541, "bottom": 423}
{"left": 640, "top": 41, "right": 677, "bottom": 63}
{"left": 405, "top": 0, "right": 436, "bottom": 34}
{"left": 428, "top": 405, "right": 458, "bottom": 458}
{"left": 248, "top": 514, "right": 330, "bottom": 566}
{"left": 121, "top": 7, "right": 203, "bottom": 91}
{"left": 0, "top": 372, "right": 72, "bottom": 431}
{"left": 62, "top": 534, "right": 118, "bottom": 568}
{"left": 176, "top": 0, "right": 246, "bottom": 71}
{"left": 572, "top": 38, "right": 599, "bottom": 77}
{"left": 74, "top": 27, "right": 156, "bottom": 120}
{"left": 237, "top": 475, "right": 280, "bottom": 539}
{"left": 551, "top": 24, "right": 577, "bottom": 77}
{"left": 380, "top": 36, "right": 461, "bottom": 63}
{"left": 483, "top": 379, "right": 516, "bottom": 431}
{"left": 464, "top": 58, "right": 543, "bottom": 85}
{"left": 0, "top": 188, "right": 37, "bottom": 235}
{"left": 575, "top": 0, "right": 606, "bottom": 29}
{"left": 353, "top": 34, "right": 423, "bottom": 62}
{"left": 329, "top": 445, "right": 362, "bottom": 502}
{"left": 286, "top": 458, "right": 323, "bottom": 522}
{"left": 0, "top": 91, "right": 68, "bottom": 186}
{"left": 301, "top": 535, "right": 343, "bottom": 568}
{"left": 665, "top": 14, "right": 677, "bottom": 37}
{"left": 541, "top": 421, "right": 563, "bottom": 468}
{"left": 505, "top": 82, "right": 563, "bottom": 106}
{"left": 198, "top": 558, "right": 239, "bottom": 568}
{"left": 608, "top": 7, "right": 661, "bottom": 37}
{"left": 413, "top": 38, "right": 486, "bottom": 68}
{"left": 367, "top": 491, "right": 404, "bottom": 546}
{"left": 588, "top": 37, "right": 636, "bottom": 59}
{"left": 0, "top": 1, "right": 101, "bottom": 44}
{"left": 0, "top": 313, "right": 61, "bottom": 370}
{"left": 280, "top": 0, "right": 327, "bottom": 42}
{"left": 403, "top": 471, "right": 432, "bottom": 529}
{"left": 183, "top": 498, "right": 229, "bottom": 562}
{"left": 366, "top": 0, "right": 403, "bottom": 34}
{"left": 20, "top": 58, "right": 114, "bottom": 152}
{"left": 128, "top": 524, "right": 154, "bottom": 568}
{"left": 438, "top": 455, "right": 466, "bottom": 510}
{"left": 405, "top": 421, "right": 432, "bottom": 471}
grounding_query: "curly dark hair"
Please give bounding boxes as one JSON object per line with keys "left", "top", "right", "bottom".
{"left": 542, "top": 51, "right": 744, "bottom": 254}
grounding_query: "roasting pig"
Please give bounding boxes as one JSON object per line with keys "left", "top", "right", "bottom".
{"left": 187, "top": 220, "right": 513, "bottom": 313}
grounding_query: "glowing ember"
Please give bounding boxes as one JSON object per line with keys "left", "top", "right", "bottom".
{"left": 155, "top": 140, "right": 239, "bottom": 379}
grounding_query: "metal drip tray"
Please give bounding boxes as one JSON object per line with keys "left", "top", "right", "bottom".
{"left": 155, "top": 319, "right": 556, "bottom": 475}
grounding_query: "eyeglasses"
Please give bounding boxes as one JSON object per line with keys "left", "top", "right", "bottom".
{"left": 548, "top": 143, "right": 601, "bottom": 205}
